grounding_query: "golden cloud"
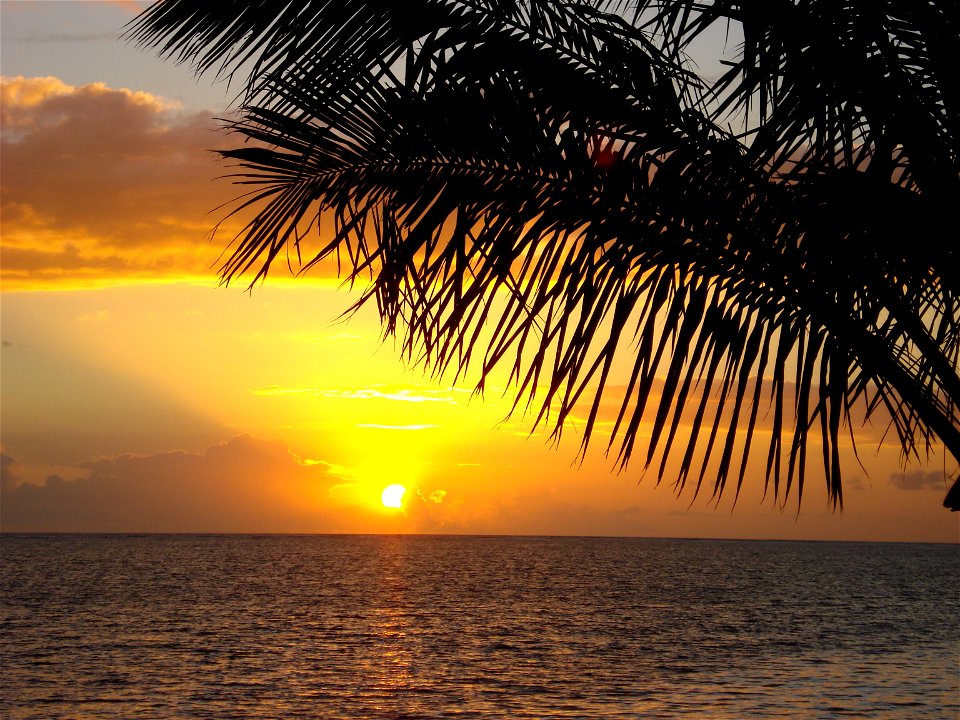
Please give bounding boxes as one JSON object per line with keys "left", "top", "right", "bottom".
{"left": 0, "top": 76, "right": 255, "bottom": 290}
{"left": 251, "top": 384, "right": 467, "bottom": 404}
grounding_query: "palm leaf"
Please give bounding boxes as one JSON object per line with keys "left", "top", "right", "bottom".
{"left": 128, "top": 0, "right": 960, "bottom": 510}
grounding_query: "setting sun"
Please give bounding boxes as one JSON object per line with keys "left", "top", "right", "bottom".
{"left": 381, "top": 484, "right": 407, "bottom": 509}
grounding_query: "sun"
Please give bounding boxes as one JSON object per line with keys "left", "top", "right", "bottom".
{"left": 381, "top": 484, "right": 407, "bottom": 509}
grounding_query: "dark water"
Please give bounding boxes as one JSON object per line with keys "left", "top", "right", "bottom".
{"left": 1, "top": 534, "right": 957, "bottom": 719}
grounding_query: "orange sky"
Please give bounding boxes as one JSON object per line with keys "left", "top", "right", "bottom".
{"left": 1, "top": 2, "right": 957, "bottom": 541}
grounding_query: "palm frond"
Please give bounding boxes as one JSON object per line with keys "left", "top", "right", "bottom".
{"left": 128, "top": 0, "right": 960, "bottom": 510}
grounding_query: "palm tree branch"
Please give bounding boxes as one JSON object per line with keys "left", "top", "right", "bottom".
{"left": 129, "top": 0, "right": 960, "bottom": 509}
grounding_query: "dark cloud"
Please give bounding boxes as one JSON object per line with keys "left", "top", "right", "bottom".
{"left": 0, "top": 435, "right": 361, "bottom": 533}
{"left": 845, "top": 475, "right": 868, "bottom": 491}
{"left": 889, "top": 470, "right": 949, "bottom": 491}
{"left": 1, "top": 453, "right": 16, "bottom": 490}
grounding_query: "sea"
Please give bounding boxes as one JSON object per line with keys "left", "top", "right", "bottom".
{"left": 1, "top": 534, "right": 957, "bottom": 719}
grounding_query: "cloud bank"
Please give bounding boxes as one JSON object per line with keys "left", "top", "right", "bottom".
{"left": 1, "top": 75, "right": 354, "bottom": 289}
{"left": 1, "top": 76, "right": 236, "bottom": 288}
{"left": 1, "top": 435, "right": 363, "bottom": 533}
{"left": 889, "top": 470, "right": 950, "bottom": 492}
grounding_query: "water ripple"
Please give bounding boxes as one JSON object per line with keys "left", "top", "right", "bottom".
{"left": 1, "top": 534, "right": 956, "bottom": 719}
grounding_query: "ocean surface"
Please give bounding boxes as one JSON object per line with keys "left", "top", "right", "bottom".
{"left": 1, "top": 534, "right": 957, "bottom": 719}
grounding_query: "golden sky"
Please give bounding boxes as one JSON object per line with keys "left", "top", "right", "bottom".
{"left": 1, "top": 1, "right": 956, "bottom": 541}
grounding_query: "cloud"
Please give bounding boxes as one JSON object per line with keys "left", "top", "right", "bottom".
{"left": 252, "top": 384, "right": 461, "bottom": 404}
{"left": 1, "top": 76, "right": 74, "bottom": 120}
{"left": 0, "top": 435, "right": 367, "bottom": 532}
{"left": 0, "top": 75, "right": 359, "bottom": 290}
{"left": 355, "top": 424, "right": 438, "bottom": 431}
{"left": 11, "top": 31, "right": 123, "bottom": 44}
{"left": 889, "top": 470, "right": 949, "bottom": 491}
{"left": 396, "top": 485, "right": 458, "bottom": 531}
{"left": 2, "top": 0, "right": 147, "bottom": 26}
{"left": 105, "top": 0, "right": 149, "bottom": 13}
{"left": 0, "top": 76, "right": 241, "bottom": 289}
{"left": 845, "top": 475, "right": 868, "bottom": 491}
{"left": 1, "top": 453, "right": 16, "bottom": 490}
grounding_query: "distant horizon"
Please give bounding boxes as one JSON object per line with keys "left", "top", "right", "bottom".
{"left": 3, "top": 530, "right": 956, "bottom": 546}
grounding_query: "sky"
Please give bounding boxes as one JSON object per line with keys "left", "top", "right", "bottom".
{"left": 1, "top": 1, "right": 957, "bottom": 542}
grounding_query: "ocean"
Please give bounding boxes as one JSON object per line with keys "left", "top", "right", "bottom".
{"left": 1, "top": 534, "right": 957, "bottom": 719}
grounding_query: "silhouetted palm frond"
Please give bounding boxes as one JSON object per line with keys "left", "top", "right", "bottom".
{"left": 128, "top": 0, "right": 960, "bottom": 510}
